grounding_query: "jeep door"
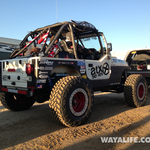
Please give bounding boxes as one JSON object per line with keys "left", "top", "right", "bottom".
{"left": 79, "top": 33, "right": 111, "bottom": 80}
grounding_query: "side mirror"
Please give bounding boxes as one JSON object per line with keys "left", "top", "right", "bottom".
{"left": 107, "top": 43, "right": 112, "bottom": 52}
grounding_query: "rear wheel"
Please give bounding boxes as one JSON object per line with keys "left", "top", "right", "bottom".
{"left": 124, "top": 74, "right": 148, "bottom": 107}
{"left": 49, "top": 76, "right": 94, "bottom": 127}
{"left": 0, "top": 92, "right": 35, "bottom": 111}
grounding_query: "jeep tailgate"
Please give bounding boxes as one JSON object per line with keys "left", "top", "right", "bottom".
{"left": 1, "top": 58, "right": 34, "bottom": 89}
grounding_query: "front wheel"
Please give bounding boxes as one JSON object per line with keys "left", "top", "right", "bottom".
{"left": 124, "top": 74, "right": 148, "bottom": 107}
{"left": 49, "top": 76, "right": 94, "bottom": 127}
{"left": 0, "top": 92, "right": 35, "bottom": 111}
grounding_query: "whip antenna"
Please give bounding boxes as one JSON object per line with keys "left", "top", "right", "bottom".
{"left": 56, "top": 0, "right": 58, "bottom": 23}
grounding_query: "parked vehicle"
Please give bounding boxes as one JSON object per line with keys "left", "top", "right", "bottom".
{"left": 0, "top": 37, "right": 20, "bottom": 59}
{"left": 0, "top": 21, "right": 148, "bottom": 127}
{"left": 125, "top": 48, "right": 150, "bottom": 85}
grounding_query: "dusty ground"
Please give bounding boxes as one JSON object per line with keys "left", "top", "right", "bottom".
{"left": 0, "top": 90, "right": 150, "bottom": 150}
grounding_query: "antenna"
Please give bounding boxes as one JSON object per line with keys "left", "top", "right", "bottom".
{"left": 146, "top": 26, "right": 148, "bottom": 48}
{"left": 56, "top": 0, "right": 58, "bottom": 23}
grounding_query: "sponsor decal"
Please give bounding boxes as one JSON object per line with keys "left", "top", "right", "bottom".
{"left": 45, "top": 67, "right": 53, "bottom": 70}
{"left": 37, "top": 85, "right": 42, "bottom": 88}
{"left": 77, "top": 61, "right": 85, "bottom": 66}
{"left": 39, "top": 75, "right": 48, "bottom": 79}
{"left": 58, "top": 62, "right": 74, "bottom": 65}
{"left": 80, "top": 65, "right": 85, "bottom": 69}
{"left": 37, "top": 79, "right": 46, "bottom": 83}
{"left": 39, "top": 66, "right": 53, "bottom": 70}
{"left": 54, "top": 74, "right": 68, "bottom": 76}
{"left": 82, "top": 75, "right": 87, "bottom": 79}
{"left": 39, "top": 60, "right": 54, "bottom": 65}
{"left": 39, "top": 71, "right": 48, "bottom": 74}
{"left": 80, "top": 69, "right": 86, "bottom": 74}
{"left": 39, "top": 66, "right": 44, "bottom": 70}
{"left": 91, "top": 62, "right": 109, "bottom": 79}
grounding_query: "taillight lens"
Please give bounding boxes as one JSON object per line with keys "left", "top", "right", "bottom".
{"left": 137, "top": 65, "right": 147, "bottom": 70}
{"left": 137, "top": 61, "right": 147, "bottom": 70}
{"left": 26, "top": 63, "right": 34, "bottom": 74}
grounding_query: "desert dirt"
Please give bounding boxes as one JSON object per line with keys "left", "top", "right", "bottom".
{"left": 0, "top": 90, "right": 150, "bottom": 150}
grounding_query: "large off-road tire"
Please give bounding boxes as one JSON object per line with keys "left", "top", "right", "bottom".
{"left": 49, "top": 76, "right": 94, "bottom": 127}
{"left": 124, "top": 74, "right": 148, "bottom": 107}
{"left": 0, "top": 92, "right": 35, "bottom": 111}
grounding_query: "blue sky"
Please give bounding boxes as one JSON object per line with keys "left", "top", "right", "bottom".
{"left": 0, "top": 0, "right": 150, "bottom": 59}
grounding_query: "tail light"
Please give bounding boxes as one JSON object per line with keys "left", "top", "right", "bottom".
{"left": 137, "top": 64, "right": 147, "bottom": 70}
{"left": 137, "top": 61, "right": 147, "bottom": 70}
{"left": 26, "top": 63, "right": 34, "bottom": 74}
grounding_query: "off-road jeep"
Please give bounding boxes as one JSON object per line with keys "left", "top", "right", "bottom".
{"left": 0, "top": 21, "right": 148, "bottom": 127}
{"left": 125, "top": 48, "right": 150, "bottom": 85}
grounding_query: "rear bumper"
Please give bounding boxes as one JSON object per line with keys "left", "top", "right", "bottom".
{"left": 0, "top": 87, "right": 33, "bottom": 97}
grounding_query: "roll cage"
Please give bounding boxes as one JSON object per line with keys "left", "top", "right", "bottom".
{"left": 10, "top": 20, "right": 110, "bottom": 59}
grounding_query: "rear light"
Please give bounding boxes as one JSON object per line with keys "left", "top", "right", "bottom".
{"left": 26, "top": 63, "right": 34, "bottom": 74}
{"left": 137, "top": 65, "right": 147, "bottom": 70}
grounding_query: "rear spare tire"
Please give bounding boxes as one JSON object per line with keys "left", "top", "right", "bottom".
{"left": 49, "top": 76, "right": 94, "bottom": 127}
{"left": 124, "top": 74, "right": 148, "bottom": 107}
{"left": 132, "top": 54, "right": 150, "bottom": 61}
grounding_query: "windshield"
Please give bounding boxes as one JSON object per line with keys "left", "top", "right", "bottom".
{"left": 77, "top": 36, "right": 101, "bottom": 52}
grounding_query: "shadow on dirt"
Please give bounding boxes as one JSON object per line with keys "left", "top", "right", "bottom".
{"left": 64, "top": 115, "right": 150, "bottom": 150}
{"left": 0, "top": 89, "right": 150, "bottom": 149}
{"left": 0, "top": 102, "right": 64, "bottom": 149}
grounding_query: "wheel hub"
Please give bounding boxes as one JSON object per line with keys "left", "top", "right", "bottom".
{"left": 137, "top": 82, "right": 145, "bottom": 100}
{"left": 69, "top": 88, "right": 88, "bottom": 116}
{"left": 72, "top": 92, "right": 85, "bottom": 112}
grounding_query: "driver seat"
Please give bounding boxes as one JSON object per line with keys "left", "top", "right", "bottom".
{"left": 60, "top": 40, "right": 74, "bottom": 54}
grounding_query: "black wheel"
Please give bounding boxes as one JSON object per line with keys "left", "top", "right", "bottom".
{"left": 124, "top": 74, "right": 148, "bottom": 107}
{"left": 0, "top": 92, "right": 35, "bottom": 111}
{"left": 49, "top": 76, "right": 94, "bottom": 127}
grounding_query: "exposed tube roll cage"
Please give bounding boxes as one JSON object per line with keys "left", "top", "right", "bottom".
{"left": 10, "top": 22, "right": 109, "bottom": 59}
{"left": 10, "top": 23, "right": 78, "bottom": 59}
{"left": 11, "top": 28, "right": 49, "bottom": 58}
{"left": 44, "top": 23, "right": 78, "bottom": 59}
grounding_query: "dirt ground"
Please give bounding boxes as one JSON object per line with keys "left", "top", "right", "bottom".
{"left": 0, "top": 90, "right": 150, "bottom": 150}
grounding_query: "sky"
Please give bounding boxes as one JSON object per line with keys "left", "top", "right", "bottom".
{"left": 0, "top": 0, "right": 150, "bottom": 59}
